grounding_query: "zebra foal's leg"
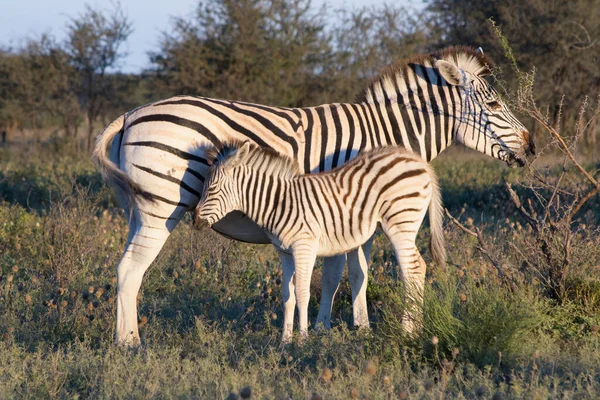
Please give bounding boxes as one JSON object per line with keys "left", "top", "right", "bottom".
{"left": 347, "top": 236, "right": 375, "bottom": 329}
{"left": 278, "top": 250, "right": 297, "bottom": 343}
{"left": 292, "top": 242, "right": 318, "bottom": 340}
{"left": 384, "top": 230, "right": 426, "bottom": 335}
{"left": 115, "top": 211, "right": 177, "bottom": 345}
{"left": 316, "top": 254, "right": 346, "bottom": 329}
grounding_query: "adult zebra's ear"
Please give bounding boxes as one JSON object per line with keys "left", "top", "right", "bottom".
{"left": 435, "top": 59, "right": 464, "bottom": 86}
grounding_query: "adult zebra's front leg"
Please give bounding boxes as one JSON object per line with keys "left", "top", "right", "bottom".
{"left": 317, "top": 237, "right": 374, "bottom": 329}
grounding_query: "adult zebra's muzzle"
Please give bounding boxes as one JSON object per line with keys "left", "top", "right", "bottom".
{"left": 523, "top": 130, "right": 536, "bottom": 157}
{"left": 501, "top": 130, "right": 535, "bottom": 168}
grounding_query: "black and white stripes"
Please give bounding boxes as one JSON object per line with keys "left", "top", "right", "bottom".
{"left": 93, "top": 46, "right": 534, "bottom": 345}
{"left": 195, "top": 142, "right": 445, "bottom": 341}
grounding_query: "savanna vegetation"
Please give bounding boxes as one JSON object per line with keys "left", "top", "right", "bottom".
{"left": 1, "top": 0, "right": 599, "bottom": 398}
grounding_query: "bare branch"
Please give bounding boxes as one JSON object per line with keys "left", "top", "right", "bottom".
{"left": 443, "top": 208, "right": 514, "bottom": 288}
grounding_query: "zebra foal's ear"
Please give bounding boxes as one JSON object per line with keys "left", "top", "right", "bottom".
{"left": 435, "top": 59, "right": 463, "bottom": 86}
{"left": 227, "top": 140, "right": 252, "bottom": 170}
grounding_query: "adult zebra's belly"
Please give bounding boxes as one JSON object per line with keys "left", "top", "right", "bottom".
{"left": 211, "top": 211, "right": 271, "bottom": 244}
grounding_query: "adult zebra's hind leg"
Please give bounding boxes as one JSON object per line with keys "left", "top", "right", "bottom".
{"left": 115, "top": 209, "right": 178, "bottom": 345}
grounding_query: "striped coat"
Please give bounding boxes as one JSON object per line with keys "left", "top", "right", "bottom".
{"left": 195, "top": 141, "right": 444, "bottom": 341}
{"left": 93, "top": 46, "right": 534, "bottom": 345}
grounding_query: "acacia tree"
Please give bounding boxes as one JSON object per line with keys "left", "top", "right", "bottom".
{"left": 150, "top": 0, "right": 332, "bottom": 107}
{"left": 65, "top": 3, "right": 133, "bottom": 151}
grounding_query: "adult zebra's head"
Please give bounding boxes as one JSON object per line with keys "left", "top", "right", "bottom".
{"left": 434, "top": 47, "right": 535, "bottom": 166}
{"left": 195, "top": 141, "right": 252, "bottom": 227}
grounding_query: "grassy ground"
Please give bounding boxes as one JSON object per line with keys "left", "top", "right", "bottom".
{"left": 1, "top": 145, "right": 599, "bottom": 399}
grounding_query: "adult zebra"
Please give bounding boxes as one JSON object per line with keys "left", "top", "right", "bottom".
{"left": 94, "top": 46, "right": 535, "bottom": 345}
{"left": 195, "top": 141, "right": 445, "bottom": 342}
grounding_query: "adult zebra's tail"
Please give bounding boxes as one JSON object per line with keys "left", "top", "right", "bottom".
{"left": 92, "top": 115, "right": 153, "bottom": 208}
{"left": 426, "top": 165, "right": 446, "bottom": 268}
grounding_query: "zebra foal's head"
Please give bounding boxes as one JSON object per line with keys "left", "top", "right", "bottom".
{"left": 434, "top": 47, "right": 535, "bottom": 166}
{"left": 195, "top": 140, "right": 300, "bottom": 227}
{"left": 195, "top": 141, "right": 252, "bottom": 228}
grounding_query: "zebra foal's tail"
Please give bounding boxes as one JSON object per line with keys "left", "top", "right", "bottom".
{"left": 92, "top": 115, "right": 153, "bottom": 208}
{"left": 426, "top": 164, "right": 446, "bottom": 268}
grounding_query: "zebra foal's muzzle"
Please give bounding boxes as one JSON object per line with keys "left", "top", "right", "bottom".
{"left": 193, "top": 206, "right": 213, "bottom": 229}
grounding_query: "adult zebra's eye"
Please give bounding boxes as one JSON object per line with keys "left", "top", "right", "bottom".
{"left": 487, "top": 100, "right": 502, "bottom": 111}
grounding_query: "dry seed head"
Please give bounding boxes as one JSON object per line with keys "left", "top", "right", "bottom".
{"left": 88, "top": 286, "right": 95, "bottom": 294}
{"left": 87, "top": 303, "right": 94, "bottom": 311}
{"left": 60, "top": 300, "right": 68, "bottom": 308}
{"left": 194, "top": 260, "right": 202, "bottom": 270}
{"left": 95, "top": 288, "right": 104, "bottom": 298}
{"left": 452, "top": 347, "right": 460, "bottom": 358}
{"left": 321, "top": 367, "right": 333, "bottom": 383}
{"left": 70, "top": 291, "right": 77, "bottom": 298}
{"left": 363, "top": 360, "right": 376, "bottom": 376}
{"left": 7, "top": 275, "right": 13, "bottom": 283}
{"left": 459, "top": 293, "right": 467, "bottom": 302}
{"left": 271, "top": 313, "right": 277, "bottom": 320}
{"left": 431, "top": 336, "right": 439, "bottom": 345}
{"left": 12, "top": 265, "right": 19, "bottom": 273}
{"left": 25, "top": 295, "right": 32, "bottom": 304}
{"left": 172, "top": 270, "right": 179, "bottom": 279}
{"left": 58, "top": 288, "right": 65, "bottom": 296}
{"left": 424, "top": 380, "right": 434, "bottom": 392}
{"left": 382, "top": 375, "right": 391, "bottom": 386}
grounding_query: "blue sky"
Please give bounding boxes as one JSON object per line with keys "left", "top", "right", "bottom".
{"left": 1, "top": 0, "right": 424, "bottom": 73}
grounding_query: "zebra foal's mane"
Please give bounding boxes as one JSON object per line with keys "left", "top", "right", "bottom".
{"left": 356, "top": 45, "right": 495, "bottom": 104}
{"left": 208, "top": 140, "right": 423, "bottom": 181}
{"left": 207, "top": 140, "right": 301, "bottom": 180}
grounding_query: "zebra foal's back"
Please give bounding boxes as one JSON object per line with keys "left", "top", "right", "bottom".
{"left": 195, "top": 141, "right": 445, "bottom": 341}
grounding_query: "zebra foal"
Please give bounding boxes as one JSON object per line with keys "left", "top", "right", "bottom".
{"left": 195, "top": 141, "right": 445, "bottom": 342}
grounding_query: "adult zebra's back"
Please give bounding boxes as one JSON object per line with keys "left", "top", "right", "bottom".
{"left": 94, "top": 46, "right": 535, "bottom": 345}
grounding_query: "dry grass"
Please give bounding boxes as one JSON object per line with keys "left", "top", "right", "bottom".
{"left": 0, "top": 146, "right": 599, "bottom": 398}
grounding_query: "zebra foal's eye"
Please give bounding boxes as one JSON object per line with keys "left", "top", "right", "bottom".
{"left": 487, "top": 100, "right": 502, "bottom": 111}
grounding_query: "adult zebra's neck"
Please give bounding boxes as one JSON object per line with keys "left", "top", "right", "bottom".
{"left": 302, "top": 93, "right": 459, "bottom": 173}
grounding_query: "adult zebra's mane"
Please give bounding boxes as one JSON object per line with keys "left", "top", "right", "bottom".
{"left": 208, "top": 140, "right": 301, "bottom": 180}
{"left": 356, "top": 45, "right": 495, "bottom": 104}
